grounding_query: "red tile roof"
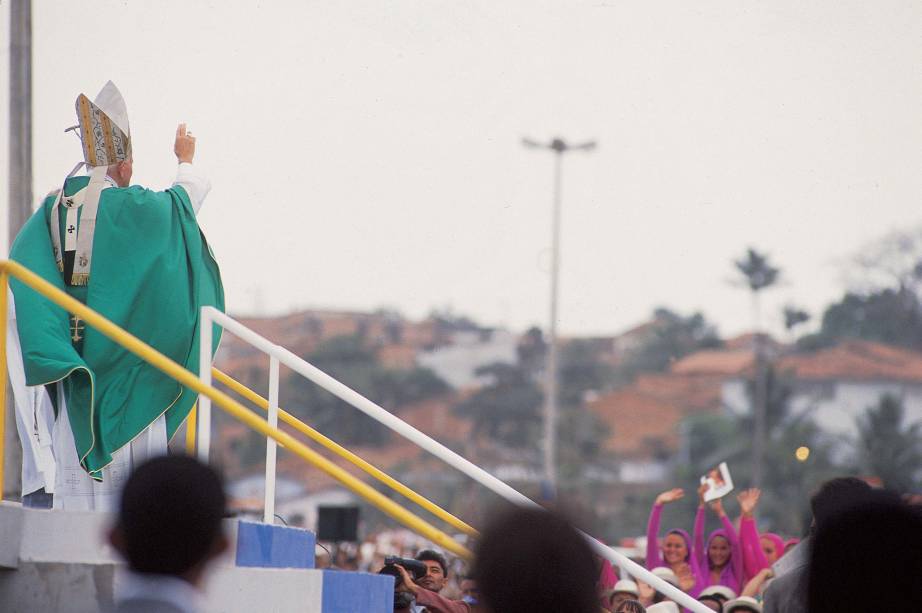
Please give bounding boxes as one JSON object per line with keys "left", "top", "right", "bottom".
{"left": 670, "top": 350, "right": 754, "bottom": 376}
{"left": 587, "top": 388, "right": 685, "bottom": 459}
{"left": 632, "top": 373, "right": 725, "bottom": 413}
{"left": 776, "top": 340, "right": 922, "bottom": 382}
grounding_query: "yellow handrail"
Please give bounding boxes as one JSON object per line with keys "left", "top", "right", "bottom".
{"left": 0, "top": 261, "right": 472, "bottom": 559}
{"left": 185, "top": 403, "right": 197, "bottom": 456}
{"left": 212, "top": 368, "right": 479, "bottom": 537}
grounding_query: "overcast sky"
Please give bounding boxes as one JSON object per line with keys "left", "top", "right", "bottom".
{"left": 1, "top": 1, "right": 920, "bottom": 339}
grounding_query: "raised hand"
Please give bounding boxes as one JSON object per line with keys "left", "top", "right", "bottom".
{"left": 737, "top": 488, "right": 762, "bottom": 517}
{"left": 393, "top": 564, "right": 419, "bottom": 595}
{"left": 174, "top": 123, "right": 196, "bottom": 164}
{"left": 709, "top": 496, "right": 727, "bottom": 517}
{"left": 655, "top": 488, "right": 685, "bottom": 506}
{"left": 698, "top": 482, "right": 709, "bottom": 506}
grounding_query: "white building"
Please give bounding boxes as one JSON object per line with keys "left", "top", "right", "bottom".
{"left": 721, "top": 340, "right": 922, "bottom": 439}
{"left": 417, "top": 329, "right": 518, "bottom": 389}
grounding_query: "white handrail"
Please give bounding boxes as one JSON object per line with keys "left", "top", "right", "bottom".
{"left": 198, "top": 306, "right": 712, "bottom": 613}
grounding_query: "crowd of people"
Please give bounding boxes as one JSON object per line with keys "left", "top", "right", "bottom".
{"left": 106, "top": 456, "right": 922, "bottom": 613}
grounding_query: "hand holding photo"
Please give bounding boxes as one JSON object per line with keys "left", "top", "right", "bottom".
{"left": 700, "top": 462, "right": 734, "bottom": 502}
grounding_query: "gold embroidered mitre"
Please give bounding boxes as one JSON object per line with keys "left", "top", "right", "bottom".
{"left": 75, "top": 81, "right": 131, "bottom": 167}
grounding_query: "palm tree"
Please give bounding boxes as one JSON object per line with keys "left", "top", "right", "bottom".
{"left": 855, "top": 394, "right": 922, "bottom": 492}
{"left": 734, "top": 247, "right": 781, "bottom": 489}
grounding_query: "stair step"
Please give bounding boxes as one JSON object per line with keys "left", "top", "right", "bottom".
{"left": 0, "top": 502, "right": 394, "bottom": 612}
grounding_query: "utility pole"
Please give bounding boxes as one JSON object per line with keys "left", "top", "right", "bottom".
{"left": 6, "top": 0, "right": 34, "bottom": 499}
{"left": 522, "top": 136, "right": 596, "bottom": 497}
{"left": 751, "top": 297, "right": 767, "bottom": 491}
{"left": 10, "top": 0, "right": 33, "bottom": 245}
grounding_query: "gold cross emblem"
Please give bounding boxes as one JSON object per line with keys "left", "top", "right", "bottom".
{"left": 70, "top": 315, "right": 85, "bottom": 343}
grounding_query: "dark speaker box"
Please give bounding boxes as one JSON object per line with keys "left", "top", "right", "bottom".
{"left": 317, "top": 505, "right": 359, "bottom": 542}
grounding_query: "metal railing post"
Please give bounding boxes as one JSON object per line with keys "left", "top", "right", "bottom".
{"left": 264, "top": 356, "right": 279, "bottom": 524}
{"left": 212, "top": 367, "right": 479, "bottom": 537}
{"left": 0, "top": 271, "right": 8, "bottom": 501}
{"left": 197, "top": 308, "right": 213, "bottom": 462}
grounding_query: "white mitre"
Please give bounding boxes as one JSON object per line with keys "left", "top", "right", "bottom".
{"left": 74, "top": 80, "right": 131, "bottom": 167}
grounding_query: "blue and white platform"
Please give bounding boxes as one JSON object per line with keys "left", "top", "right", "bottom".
{"left": 0, "top": 501, "right": 393, "bottom": 612}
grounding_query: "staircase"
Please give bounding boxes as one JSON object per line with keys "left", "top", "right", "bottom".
{"left": 0, "top": 501, "right": 393, "bottom": 612}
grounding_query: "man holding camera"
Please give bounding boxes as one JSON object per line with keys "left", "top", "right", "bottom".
{"left": 389, "top": 550, "right": 472, "bottom": 613}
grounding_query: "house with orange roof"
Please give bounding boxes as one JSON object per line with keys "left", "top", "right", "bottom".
{"left": 587, "top": 336, "right": 922, "bottom": 485}
{"left": 587, "top": 369, "right": 727, "bottom": 483}
{"left": 722, "top": 339, "right": 922, "bottom": 437}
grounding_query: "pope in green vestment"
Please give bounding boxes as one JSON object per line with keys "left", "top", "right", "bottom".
{"left": 9, "top": 82, "right": 223, "bottom": 480}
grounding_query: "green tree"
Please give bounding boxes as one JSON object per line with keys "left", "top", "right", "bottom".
{"left": 559, "top": 339, "right": 614, "bottom": 406}
{"left": 556, "top": 340, "right": 613, "bottom": 480}
{"left": 798, "top": 289, "right": 922, "bottom": 351}
{"left": 854, "top": 394, "right": 922, "bottom": 492}
{"left": 451, "top": 362, "right": 543, "bottom": 447}
{"left": 734, "top": 247, "right": 781, "bottom": 489}
{"left": 783, "top": 305, "right": 810, "bottom": 333}
{"left": 735, "top": 247, "right": 781, "bottom": 294}
{"left": 616, "top": 308, "right": 722, "bottom": 381}
{"left": 798, "top": 227, "right": 922, "bottom": 350}
{"left": 282, "top": 334, "right": 451, "bottom": 445}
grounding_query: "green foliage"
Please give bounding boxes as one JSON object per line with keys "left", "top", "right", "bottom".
{"left": 616, "top": 308, "right": 722, "bottom": 380}
{"left": 799, "top": 289, "right": 922, "bottom": 351}
{"left": 451, "top": 339, "right": 612, "bottom": 469}
{"left": 451, "top": 362, "right": 543, "bottom": 447}
{"left": 557, "top": 406, "right": 611, "bottom": 478}
{"left": 281, "top": 334, "right": 451, "bottom": 446}
{"left": 559, "top": 339, "right": 615, "bottom": 406}
{"left": 516, "top": 326, "right": 546, "bottom": 374}
{"left": 783, "top": 306, "right": 810, "bottom": 331}
{"left": 735, "top": 247, "right": 781, "bottom": 292}
{"left": 854, "top": 394, "right": 922, "bottom": 492}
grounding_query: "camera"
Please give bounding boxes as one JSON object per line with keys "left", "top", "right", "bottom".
{"left": 378, "top": 557, "right": 429, "bottom": 610}
{"left": 378, "top": 556, "right": 428, "bottom": 587}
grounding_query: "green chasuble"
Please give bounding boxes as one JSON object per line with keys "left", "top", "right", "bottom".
{"left": 10, "top": 176, "right": 224, "bottom": 478}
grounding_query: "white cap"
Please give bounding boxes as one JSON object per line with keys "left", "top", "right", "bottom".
{"left": 651, "top": 566, "right": 680, "bottom": 588}
{"left": 646, "top": 602, "right": 680, "bottom": 613}
{"left": 611, "top": 579, "right": 639, "bottom": 596}
{"left": 699, "top": 585, "right": 738, "bottom": 601}
{"left": 724, "top": 596, "right": 763, "bottom": 613}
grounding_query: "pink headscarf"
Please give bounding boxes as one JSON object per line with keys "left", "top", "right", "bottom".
{"left": 760, "top": 533, "right": 785, "bottom": 561}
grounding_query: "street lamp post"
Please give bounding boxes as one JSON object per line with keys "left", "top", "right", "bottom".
{"left": 522, "top": 136, "right": 596, "bottom": 497}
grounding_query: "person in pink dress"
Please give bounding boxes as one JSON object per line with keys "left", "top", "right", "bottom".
{"left": 693, "top": 484, "right": 744, "bottom": 594}
{"left": 646, "top": 488, "right": 705, "bottom": 596}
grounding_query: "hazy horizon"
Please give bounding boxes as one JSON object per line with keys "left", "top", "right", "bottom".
{"left": 2, "top": 1, "right": 919, "bottom": 339}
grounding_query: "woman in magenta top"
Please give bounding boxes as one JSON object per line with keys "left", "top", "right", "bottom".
{"left": 737, "top": 488, "right": 786, "bottom": 578}
{"left": 693, "top": 484, "right": 744, "bottom": 593}
{"left": 645, "top": 488, "right": 705, "bottom": 596}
